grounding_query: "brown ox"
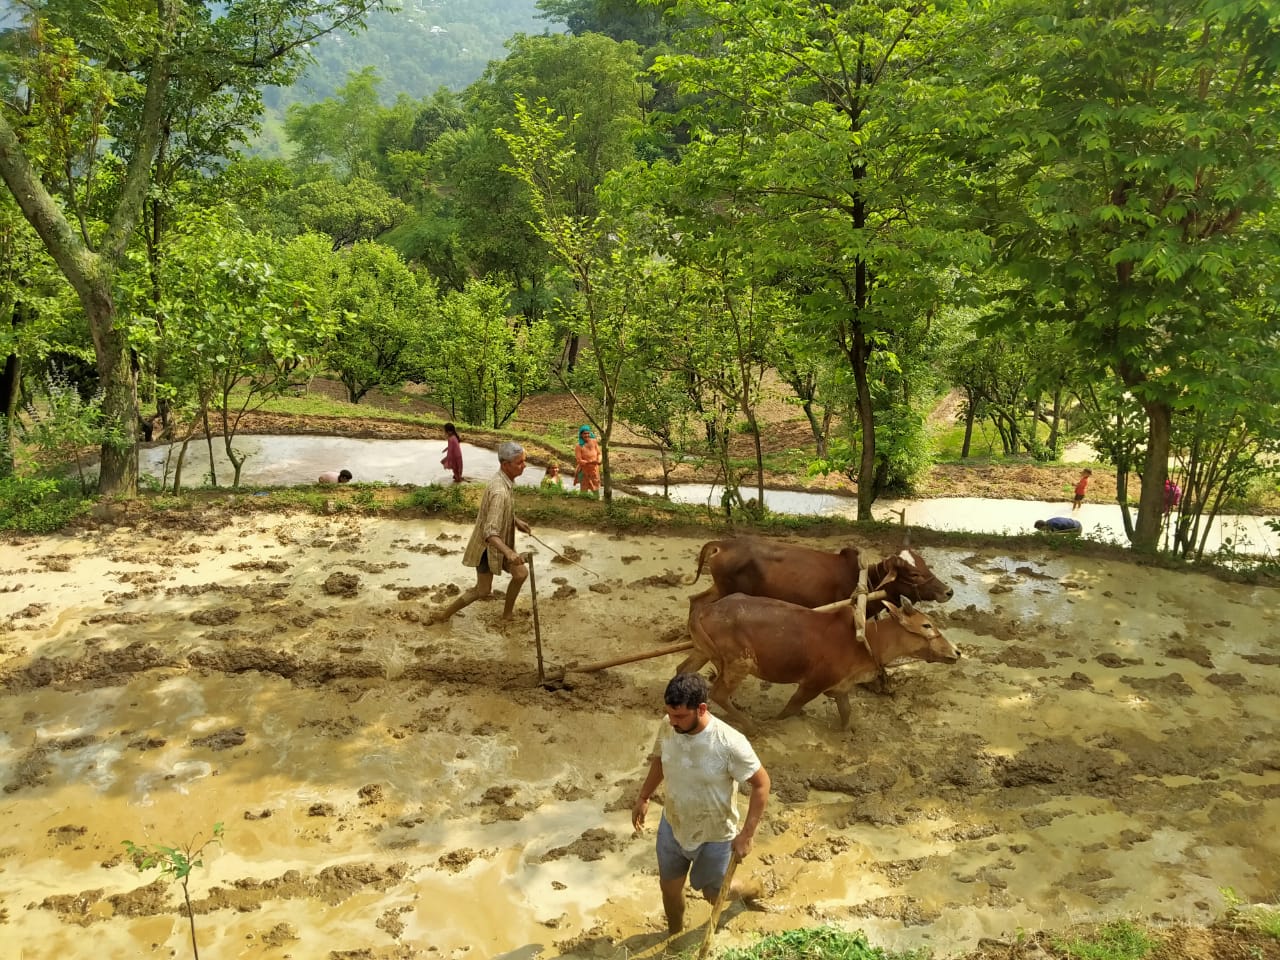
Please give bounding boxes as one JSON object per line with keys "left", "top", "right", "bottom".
{"left": 685, "top": 594, "right": 959, "bottom": 730}
{"left": 688, "top": 537, "right": 953, "bottom": 615}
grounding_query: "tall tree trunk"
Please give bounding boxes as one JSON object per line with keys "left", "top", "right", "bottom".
{"left": 0, "top": 351, "right": 18, "bottom": 476}
{"left": 1133, "top": 398, "right": 1171, "bottom": 552}
{"left": 961, "top": 392, "right": 976, "bottom": 459}
{"left": 850, "top": 325, "right": 875, "bottom": 521}
{"left": 96, "top": 322, "right": 140, "bottom": 496}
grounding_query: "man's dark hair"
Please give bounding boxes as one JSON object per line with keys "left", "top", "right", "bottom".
{"left": 338, "top": 469, "right": 353, "bottom": 482}
{"left": 665, "top": 673, "right": 709, "bottom": 709}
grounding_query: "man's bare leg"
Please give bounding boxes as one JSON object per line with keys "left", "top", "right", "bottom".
{"left": 501, "top": 565, "right": 529, "bottom": 619}
{"left": 432, "top": 572, "right": 494, "bottom": 623}
{"left": 660, "top": 876, "right": 686, "bottom": 935}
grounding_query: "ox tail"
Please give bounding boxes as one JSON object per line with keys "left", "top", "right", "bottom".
{"left": 688, "top": 541, "right": 722, "bottom": 586}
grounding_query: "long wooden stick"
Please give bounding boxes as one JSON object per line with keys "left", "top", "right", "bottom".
{"left": 543, "top": 641, "right": 695, "bottom": 685}
{"left": 697, "top": 851, "right": 740, "bottom": 960}
{"left": 526, "top": 551, "right": 545, "bottom": 684}
{"left": 565, "top": 642, "right": 694, "bottom": 675}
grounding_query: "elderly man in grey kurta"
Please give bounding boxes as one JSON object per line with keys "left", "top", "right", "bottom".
{"left": 431, "top": 441, "right": 531, "bottom": 623}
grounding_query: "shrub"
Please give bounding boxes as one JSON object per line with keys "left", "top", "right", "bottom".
{"left": 0, "top": 476, "right": 91, "bottom": 533}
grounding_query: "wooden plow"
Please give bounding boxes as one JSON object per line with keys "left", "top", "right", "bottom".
{"left": 526, "top": 550, "right": 693, "bottom": 690}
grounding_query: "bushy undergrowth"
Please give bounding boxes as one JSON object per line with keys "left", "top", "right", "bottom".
{"left": 0, "top": 476, "right": 92, "bottom": 533}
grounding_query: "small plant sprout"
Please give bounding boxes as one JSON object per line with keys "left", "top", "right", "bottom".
{"left": 122, "top": 822, "right": 224, "bottom": 959}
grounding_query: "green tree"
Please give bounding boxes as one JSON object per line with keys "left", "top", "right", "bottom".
{"left": 651, "top": 0, "right": 988, "bottom": 519}
{"left": 285, "top": 67, "right": 385, "bottom": 178}
{"left": 426, "top": 279, "right": 553, "bottom": 428}
{"left": 151, "top": 213, "right": 333, "bottom": 489}
{"left": 499, "top": 96, "right": 658, "bottom": 503}
{"left": 323, "top": 241, "right": 437, "bottom": 404}
{"left": 270, "top": 175, "right": 410, "bottom": 249}
{"left": 976, "top": 0, "right": 1280, "bottom": 550}
{"left": 439, "top": 30, "right": 646, "bottom": 325}
{"left": 0, "top": 0, "right": 386, "bottom": 497}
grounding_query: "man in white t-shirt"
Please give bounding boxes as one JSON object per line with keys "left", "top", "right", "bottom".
{"left": 631, "top": 673, "right": 770, "bottom": 935}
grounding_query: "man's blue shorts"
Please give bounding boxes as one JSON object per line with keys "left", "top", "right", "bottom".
{"left": 656, "top": 816, "right": 732, "bottom": 893}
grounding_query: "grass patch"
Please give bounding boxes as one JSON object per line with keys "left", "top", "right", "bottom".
{"left": 1222, "top": 887, "right": 1280, "bottom": 941}
{"left": 716, "top": 926, "right": 925, "bottom": 959}
{"left": 1053, "top": 919, "right": 1155, "bottom": 960}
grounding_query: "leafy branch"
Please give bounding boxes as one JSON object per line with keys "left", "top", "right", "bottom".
{"left": 122, "top": 822, "right": 224, "bottom": 960}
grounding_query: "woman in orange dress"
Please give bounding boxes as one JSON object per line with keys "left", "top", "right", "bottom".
{"left": 574, "top": 425, "right": 601, "bottom": 495}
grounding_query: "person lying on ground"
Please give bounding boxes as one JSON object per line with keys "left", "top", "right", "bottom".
{"left": 318, "top": 469, "right": 353, "bottom": 484}
{"left": 1035, "top": 517, "right": 1082, "bottom": 535}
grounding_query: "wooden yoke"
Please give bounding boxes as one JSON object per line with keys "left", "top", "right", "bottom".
{"left": 852, "top": 559, "right": 898, "bottom": 693}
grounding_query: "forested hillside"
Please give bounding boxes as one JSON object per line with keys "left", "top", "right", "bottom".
{"left": 256, "top": 0, "right": 548, "bottom": 152}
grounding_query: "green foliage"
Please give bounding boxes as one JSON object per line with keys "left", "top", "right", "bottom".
{"left": 269, "top": 175, "right": 411, "bottom": 248}
{"left": 149, "top": 211, "right": 335, "bottom": 488}
{"left": 974, "top": 0, "right": 1280, "bottom": 549}
{"left": 1222, "top": 887, "right": 1280, "bottom": 941}
{"left": 717, "top": 926, "right": 922, "bottom": 959}
{"left": 1053, "top": 920, "right": 1155, "bottom": 960}
{"left": 315, "top": 241, "right": 437, "bottom": 403}
{"left": 17, "top": 372, "right": 120, "bottom": 492}
{"left": 425, "top": 279, "right": 553, "bottom": 428}
{"left": 0, "top": 475, "right": 91, "bottom": 533}
{"left": 122, "top": 822, "right": 225, "bottom": 960}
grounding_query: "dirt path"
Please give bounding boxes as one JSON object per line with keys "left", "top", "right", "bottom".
{"left": 2, "top": 513, "right": 1278, "bottom": 959}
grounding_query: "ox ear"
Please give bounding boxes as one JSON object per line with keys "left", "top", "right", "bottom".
{"left": 900, "top": 596, "right": 916, "bottom": 614}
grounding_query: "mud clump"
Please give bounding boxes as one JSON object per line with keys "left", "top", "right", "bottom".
{"left": 0, "top": 642, "right": 176, "bottom": 692}
{"left": 358, "top": 783, "right": 384, "bottom": 806}
{"left": 1122, "top": 673, "right": 1194, "bottom": 698}
{"left": 47, "top": 824, "right": 87, "bottom": 844}
{"left": 538, "top": 828, "right": 626, "bottom": 863}
{"left": 437, "top": 848, "right": 492, "bottom": 872}
{"left": 232, "top": 560, "right": 291, "bottom": 573}
{"left": 109, "top": 879, "right": 172, "bottom": 917}
{"left": 260, "top": 922, "right": 299, "bottom": 946}
{"left": 190, "top": 606, "right": 242, "bottom": 626}
{"left": 322, "top": 572, "right": 361, "bottom": 597}
{"left": 192, "top": 727, "right": 247, "bottom": 751}
{"left": 551, "top": 545, "right": 585, "bottom": 565}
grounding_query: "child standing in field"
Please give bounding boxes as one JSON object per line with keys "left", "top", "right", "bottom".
{"left": 441, "top": 423, "right": 464, "bottom": 483}
{"left": 1072, "top": 468, "right": 1092, "bottom": 512}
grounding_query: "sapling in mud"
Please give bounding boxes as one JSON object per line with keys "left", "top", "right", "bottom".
{"left": 122, "top": 822, "right": 224, "bottom": 959}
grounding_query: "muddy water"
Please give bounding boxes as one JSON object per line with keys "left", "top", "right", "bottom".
{"left": 635, "top": 483, "right": 1280, "bottom": 557}
{"left": 1, "top": 517, "right": 1278, "bottom": 959}
{"left": 137, "top": 437, "right": 559, "bottom": 489}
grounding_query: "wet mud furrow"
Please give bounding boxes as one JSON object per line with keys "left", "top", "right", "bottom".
{"left": 1, "top": 515, "right": 1277, "bottom": 959}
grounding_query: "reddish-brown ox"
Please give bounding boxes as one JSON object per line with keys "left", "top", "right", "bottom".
{"left": 688, "top": 537, "right": 954, "bottom": 612}
{"left": 683, "top": 595, "right": 959, "bottom": 730}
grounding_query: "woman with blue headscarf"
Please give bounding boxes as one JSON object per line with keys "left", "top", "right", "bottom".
{"left": 574, "top": 424, "right": 601, "bottom": 495}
